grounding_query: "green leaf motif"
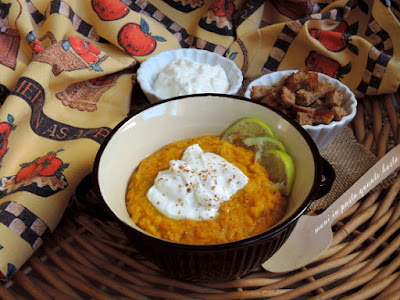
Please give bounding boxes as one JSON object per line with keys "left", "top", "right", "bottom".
{"left": 140, "top": 18, "right": 150, "bottom": 34}
{"left": 153, "top": 36, "right": 167, "bottom": 42}
{"left": 26, "top": 31, "right": 36, "bottom": 43}
{"left": 91, "top": 64, "right": 103, "bottom": 72}
{"left": 347, "top": 43, "right": 359, "bottom": 55}
{"left": 358, "top": 0, "right": 369, "bottom": 14}
{"left": 6, "top": 263, "right": 16, "bottom": 281}
{"left": 229, "top": 52, "right": 238, "bottom": 60}
{"left": 347, "top": 22, "right": 359, "bottom": 36}
{"left": 339, "top": 62, "right": 352, "bottom": 76}
{"left": 7, "top": 114, "right": 14, "bottom": 124}
{"left": 62, "top": 40, "right": 71, "bottom": 51}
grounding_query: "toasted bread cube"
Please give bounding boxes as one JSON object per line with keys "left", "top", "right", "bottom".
{"left": 312, "top": 110, "right": 335, "bottom": 125}
{"left": 251, "top": 85, "right": 273, "bottom": 100}
{"left": 331, "top": 106, "right": 348, "bottom": 121}
{"left": 292, "top": 104, "right": 316, "bottom": 115}
{"left": 278, "top": 86, "right": 295, "bottom": 108}
{"left": 324, "top": 89, "right": 344, "bottom": 107}
{"left": 297, "top": 112, "right": 313, "bottom": 125}
{"left": 315, "top": 81, "right": 335, "bottom": 98}
{"left": 284, "top": 69, "right": 318, "bottom": 92}
{"left": 283, "top": 71, "right": 305, "bottom": 92}
{"left": 295, "top": 89, "right": 318, "bottom": 106}
{"left": 303, "top": 71, "right": 319, "bottom": 90}
{"left": 310, "top": 99, "right": 324, "bottom": 109}
{"left": 261, "top": 91, "right": 279, "bottom": 107}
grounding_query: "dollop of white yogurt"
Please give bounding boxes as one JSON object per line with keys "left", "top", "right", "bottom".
{"left": 153, "top": 57, "right": 230, "bottom": 98}
{"left": 147, "top": 144, "right": 248, "bottom": 220}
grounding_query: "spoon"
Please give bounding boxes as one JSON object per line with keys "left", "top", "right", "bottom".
{"left": 262, "top": 143, "right": 400, "bottom": 273}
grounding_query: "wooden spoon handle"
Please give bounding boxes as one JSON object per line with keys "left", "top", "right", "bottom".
{"left": 320, "top": 143, "right": 400, "bottom": 226}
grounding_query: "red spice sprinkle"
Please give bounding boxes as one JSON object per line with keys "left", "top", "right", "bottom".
{"left": 211, "top": 186, "right": 216, "bottom": 190}
{"left": 187, "top": 188, "right": 192, "bottom": 193}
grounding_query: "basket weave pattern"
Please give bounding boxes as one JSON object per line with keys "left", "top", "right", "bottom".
{"left": 2, "top": 93, "right": 400, "bottom": 299}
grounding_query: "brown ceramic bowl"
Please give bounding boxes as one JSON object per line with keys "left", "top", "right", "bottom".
{"left": 93, "top": 94, "right": 335, "bottom": 282}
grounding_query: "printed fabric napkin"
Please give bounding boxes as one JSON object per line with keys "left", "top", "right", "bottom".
{"left": 0, "top": 0, "right": 399, "bottom": 281}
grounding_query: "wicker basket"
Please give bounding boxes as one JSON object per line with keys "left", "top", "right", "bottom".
{"left": 2, "top": 90, "right": 400, "bottom": 300}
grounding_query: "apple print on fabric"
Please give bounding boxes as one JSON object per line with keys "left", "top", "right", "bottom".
{"left": 92, "top": 0, "right": 129, "bottom": 21}
{"left": 199, "top": 0, "right": 236, "bottom": 36}
{"left": 0, "top": 150, "right": 69, "bottom": 198}
{"left": 0, "top": 114, "right": 16, "bottom": 166}
{"left": 26, "top": 31, "right": 44, "bottom": 55}
{"left": 309, "top": 22, "right": 359, "bottom": 55}
{"left": 270, "top": 0, "right": 320, "bottom": 20}
{"left": 33, "top": 37, "right": 109, "bottom": 75}
{"left": 63, "top": 36, "right": 105, "bottom": 70}
{"left": 305, "top": 51, "right": 351, "bottom": 80}
{"left": 118, "top": 18, "right": 166, "bottom": 56}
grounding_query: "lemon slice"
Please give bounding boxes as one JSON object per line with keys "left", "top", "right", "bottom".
{"left": 221, "top": 117, "right": 275, "bottom": 144}
{"left": 259, "top": 149, "right": 295, "bottom": 196}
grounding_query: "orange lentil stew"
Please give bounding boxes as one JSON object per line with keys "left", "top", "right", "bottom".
{"left": 125, "top": 135, "right": 288, "bottom": 245}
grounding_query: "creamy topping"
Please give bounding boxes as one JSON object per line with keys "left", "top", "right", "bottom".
{"left": 147, "top": 144, "right": 248, "bottom": 220}
{"left": 153, "top": 57, "right": 229, "bottom": 98}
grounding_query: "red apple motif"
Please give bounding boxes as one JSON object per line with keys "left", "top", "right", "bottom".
{"left": 88, "top": 43, "right": 101, "bottom": 55}
{"left": 65, "top": 37, "right": 104, "bottom": 71}
{"left": 15, "top": 162, "right": 39, "bottom": 183}
{"left": 309, "top": 29, "right": 347, "bottom": 52}
{"left": 15, "top": 150, "right": 69, "bottom": 183}
{"left": 68, "top": 36, "right": 90, "bottom": 55}
{"left": 92, "top": 0, "right": 129, "bottom": 21}
{"left": 333, "top": 21, "right": 348, "bottom": 34}
{"left": 118, "top": 18, "right": 166, "bottom": 56}
{"left": 209, "top": 0, "right": 235, "bottom": 20}
{"left": 38, "top": 157, "right": 63, "bottom": 176}
{"left": 26, "top": 31, "right": 44, "bottom": 54}
{"left": 0, "top": 114, "right": 16, "bottom": 162}
{"left": 305, "top": 51, "right": 351, "bottom": 79}
{"left": 0, "top": 140, "right": 8, "bottom": 159}
{"left": 80, "top": 52, "right": 99, "bottom": 65}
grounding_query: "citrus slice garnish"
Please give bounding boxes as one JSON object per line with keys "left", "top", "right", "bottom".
{"left": 221, "top": 117, "right": 275, "bottom": 144}
{"left": 243, "top": 135, "right": 286, "bottom": 152}
{"left": 258, "top": 149, "right": 295, "bottom": 196}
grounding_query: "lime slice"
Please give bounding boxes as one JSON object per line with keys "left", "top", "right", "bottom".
{"left": 243, "top": 136, "right": 287, "bottom": 163}
{"left": 221, "top": 117, "right": 275, "bottom": 143}
{"left": 243, "top": 136, "right": 286, "bottom": 153}
{"left": 259, "top": 149, "right": 295, "bottom": 196}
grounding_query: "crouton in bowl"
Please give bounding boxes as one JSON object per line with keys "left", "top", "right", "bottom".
{"left": 245, "top": 69, "right": 357, "bottom": 150}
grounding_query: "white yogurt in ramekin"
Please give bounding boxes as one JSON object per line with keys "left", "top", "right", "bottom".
{"left": 153, "top": 58, "right": 230, "bottom": 98}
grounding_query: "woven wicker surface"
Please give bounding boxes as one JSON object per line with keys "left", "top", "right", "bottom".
{"left": 2, "top": 92, "right": 400, "bottom": 300}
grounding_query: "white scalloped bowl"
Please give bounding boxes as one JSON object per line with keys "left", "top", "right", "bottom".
{"left": 244, "top": 70, "right": 357, "bottom": 150}
{"left": 137, "top": 48, "right": 243, "bottom": 103}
